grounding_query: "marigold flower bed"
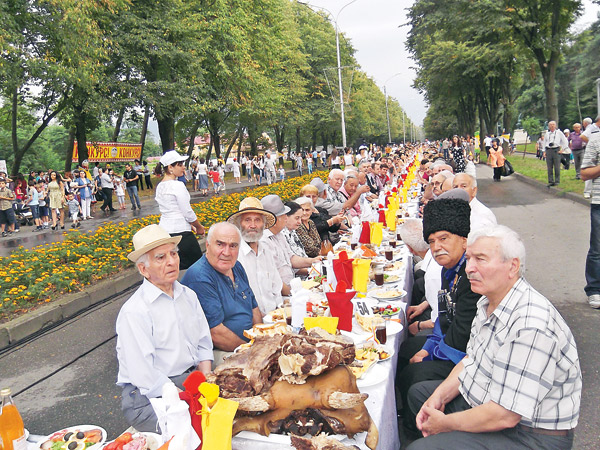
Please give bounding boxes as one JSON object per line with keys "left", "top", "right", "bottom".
{"left": 0, "top": 172, "right": 327, "bottom": 322}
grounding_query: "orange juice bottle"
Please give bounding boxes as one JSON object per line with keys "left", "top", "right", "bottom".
{"left": 0, "top": 388, "right": 27, "bottom": 450}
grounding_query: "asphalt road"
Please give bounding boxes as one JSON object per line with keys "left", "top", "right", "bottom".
{"left": 2, "top": 164, "right": 599, "bottom": 448}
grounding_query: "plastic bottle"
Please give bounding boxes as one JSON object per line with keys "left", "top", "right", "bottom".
{"left": 0, "top": 388, "right": 27, "bottom": 450}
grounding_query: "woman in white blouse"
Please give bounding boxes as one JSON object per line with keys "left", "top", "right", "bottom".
{"left": 155, "top": 150, "right": 206, "bottom": 269}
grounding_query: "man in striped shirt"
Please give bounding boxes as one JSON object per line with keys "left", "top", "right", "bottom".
{"left": 407, "top": 226, "right": 581, "bottom": 449}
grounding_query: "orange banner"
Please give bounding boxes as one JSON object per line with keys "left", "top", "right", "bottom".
{"left": 73, "top": 142, "right": 142, "bottom": 162}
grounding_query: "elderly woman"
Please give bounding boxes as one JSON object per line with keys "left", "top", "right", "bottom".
{"left": 282, "top": 201, "right": 308, "bottom": 257}
{"left": 294, "top": 196, "right": 322, "bottom": 258}
{"left": 299, "top": 184, "right": 344, "bottom": 244}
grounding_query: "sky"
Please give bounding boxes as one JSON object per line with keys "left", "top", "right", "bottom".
{"left": 306, "top": 0, "right": 600, "bottom": 127}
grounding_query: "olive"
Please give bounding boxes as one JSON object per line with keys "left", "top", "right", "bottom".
{"left": 68, "top": 442, "right": 77, "bottom": 450}
{"left": 64, "top": 433, "right": 74, "bottom": 441}
{"left": 75, "top": 432, "right": 85, "bottom": 440}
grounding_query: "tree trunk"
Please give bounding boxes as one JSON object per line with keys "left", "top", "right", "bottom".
{"left": 74, "top": 102, "right": 89, "bottom": 164}
{"left": 236, "top": 128, "right": 244, "bottom": 161}
{"left": 211, "top": 132, "right": 221, "bottom": 159}
{"left": 274, "top": 124, "right": 285, "bottom": 152}
{"left": 187, "top": 121, "right": 201, "bottom": 160}
{"left": 112, "top": 106, "right": 126, "bottom": 142}
{"left": 540, "top": 56, "right": 560, "bottom": 123}
{"left": 157, "top": 117, "right": 175, "bottom": 152}
{"left": 248, "top": 123, "right": 258, "bottom": 156}
{"left": 139, "top": 105, "right": 150, "bottom": 159}
{"left": 296, "top": 126, "right": 301, "bottom": 153}
{"left": 64, "top": 129, "right": 75, "bottom": 173}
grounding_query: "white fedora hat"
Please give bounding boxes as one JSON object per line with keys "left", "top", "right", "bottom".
{"left": 127, "top": 224, "right": 182, "bottom": 262}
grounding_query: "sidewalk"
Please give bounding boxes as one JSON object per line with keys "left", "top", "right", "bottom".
{"left": 0, "top": 169, "right": 305, "bottom": 257}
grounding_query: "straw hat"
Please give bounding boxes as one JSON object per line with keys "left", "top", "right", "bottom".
{"left": 226, "top": 197, "right": 276, "bottom": 229}
{"left": 127, "top": 224, "right": 182, "bottom": 262}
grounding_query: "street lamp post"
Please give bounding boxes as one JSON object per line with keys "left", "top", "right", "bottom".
{"left": 300, "top": 1, "right": 359, "bottom": 150}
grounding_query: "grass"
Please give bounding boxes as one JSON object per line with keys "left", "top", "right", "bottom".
{"left": 481, "top": 151, "right": 585, "bottom": 195}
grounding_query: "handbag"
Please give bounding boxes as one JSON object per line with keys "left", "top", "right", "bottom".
{"left": 502, "top": 159, "right": 514, "bottom": 177}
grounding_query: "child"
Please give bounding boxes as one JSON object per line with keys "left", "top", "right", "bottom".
{"left": 114, "top": 174, "right": 126, "bottom": 209}
{"left": 66, "top": 192, "right": 82, "bottom": 228}
{"left": 208, "top": 167, "right": 221, "bottom": 194}
{"left": 279, "top": 165, "right": 285, "bottom": 182}
{"left": 37, "top": 182, "right": 50, "bottom": 228}
{"left": 28, "top": 180, "right": 42, "bottom": 231}
{"left": 0, "top": 177, "right": 16, "bottom": 237}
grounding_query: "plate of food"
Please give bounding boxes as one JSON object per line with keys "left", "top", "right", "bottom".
{"left": 370, "top": 304, "right": 401, "bottom": 317}
{"left": 349, "top": 353, "right": 378, "bottom": 379}
{"left": 353, "top": 313, "right": 403, "bottom": 337}
{"left": 356, "top": 362, "right": 387, "bottom": 388}
{"left": 368, "top": 288, "right": 407, "bottom": 301}
{"left": 355, "top": 342, "right": 394, "bottom": 362}
{"left": 384, "top": 260, "right": 404, "bottom": 272}
{"left": 39, "top": 426, "right": 106, "bottom": 450}
{"left": 383, "top": 274, "right": 402, "bottom": 284}
{"left": 102, "top": 432, "right": 162, "bottom": 450}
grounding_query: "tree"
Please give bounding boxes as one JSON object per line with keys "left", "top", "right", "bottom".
{"left": 502, "top": 0, "right": 583, "bottom": 121}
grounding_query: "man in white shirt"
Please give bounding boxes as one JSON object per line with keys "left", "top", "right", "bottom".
{"left": 542, "top": 121, "right": 569, "bottom": 186}
{"left": 116, "top": 224, "right": 213, "bottom": 432}
{"left": 99, "top": 167, "right": 116, "bottom": 212}
{"left": 228, "top": 196, "right": 283, "bottom": 314}
{"left": 452, "top": 173, "right": 497, "bottom": 230}
{"left": 260, "top": 194, "right": 321, "bottom": 288}
{"left": 264, "top": 151, "right": 277, "bottom": 185}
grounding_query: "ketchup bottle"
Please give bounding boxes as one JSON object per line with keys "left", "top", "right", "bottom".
{"left": 0, "top": 388, "right": 27, "bottom": 450}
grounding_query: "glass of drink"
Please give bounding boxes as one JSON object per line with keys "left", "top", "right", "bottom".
{"left": 385, "top": 245, "right": 393, "bottom": 261}
{"left": 374, "top": 265, "right": 384, "bottom": 286}
{"left": 390, "top": 240, "right": 397, "bottom": 248}
{"left": 284, "top": 306, "right": 292, "bottom": 326}
{"left": 373, "top": 317, "right": 387, "bottom": 344}
{"left": 351, "top": 242, "right": 358, "bottom": 250}
{"left": 396, "top": 232, "right": 402, "bottom": 242}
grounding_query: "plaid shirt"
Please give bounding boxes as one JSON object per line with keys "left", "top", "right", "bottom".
{"left": 459, "top": 278, "right": 581, "bottom": 430}
{"left": 581, "top": 133, "right": 600, "bottom": 204}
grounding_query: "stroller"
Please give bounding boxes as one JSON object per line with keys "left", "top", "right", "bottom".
{"left": 14, "top": 202, "right": 33, "bottom": 226}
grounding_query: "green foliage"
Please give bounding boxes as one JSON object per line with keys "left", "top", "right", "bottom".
{"left": 521, "top": 116, "right": 543, "bottom": 140}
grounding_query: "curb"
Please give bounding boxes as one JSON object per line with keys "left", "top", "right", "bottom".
{"left": 0, "top": 237, "right": 208, "bottom": 352}
{"left": 512, "top": 172, "right": 590, "bottom": 207}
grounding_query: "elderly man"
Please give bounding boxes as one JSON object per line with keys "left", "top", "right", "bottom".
{"left": 396, "top": 197, "right": 480, "bottom": 433}
{"left": 452, "top": 173, "right": 497, "bottom": 230}
{"left": 339, "top": 173, "right": 361, "bottom": 217}
{"left": 407, "top": 226, "right": 581, "bottom": 449}
{"left": 440, "top": 175, "right": 454, "bottom": 194}
{"left": 181, "top": 222, "right": 262, "bottom": 352}
{"left": 429, "top": 174, "right": 446, "bottom": 198}
{"left": 542, "top": 120, "right": 569, "bottom": 186}
{"left": 116, "top": 224, "right": 213, "bottom": 431}
{"left": 261, "top": 194, "right": 321, "bottom": 289}
{"left": 316, "top": 170, "right": 369, "bottom": 216}
{"left": 227, "top": 197, "right": 283, "bottom": 315}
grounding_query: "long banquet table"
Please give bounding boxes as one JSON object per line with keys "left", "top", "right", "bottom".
{"left": 232, "top": 202, "right": 419, "bottom": 450}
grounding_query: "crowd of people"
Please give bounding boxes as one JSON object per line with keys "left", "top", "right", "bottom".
{"left": 115, "top": 140, "right": 583, "bottom": 449}
{"left": 0, "top": 159, "right": 152, "bottom": 236}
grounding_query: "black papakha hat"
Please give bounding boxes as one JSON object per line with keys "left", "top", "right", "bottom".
{"left": 422, "top": 198, "right": 471, "bottom": 242}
